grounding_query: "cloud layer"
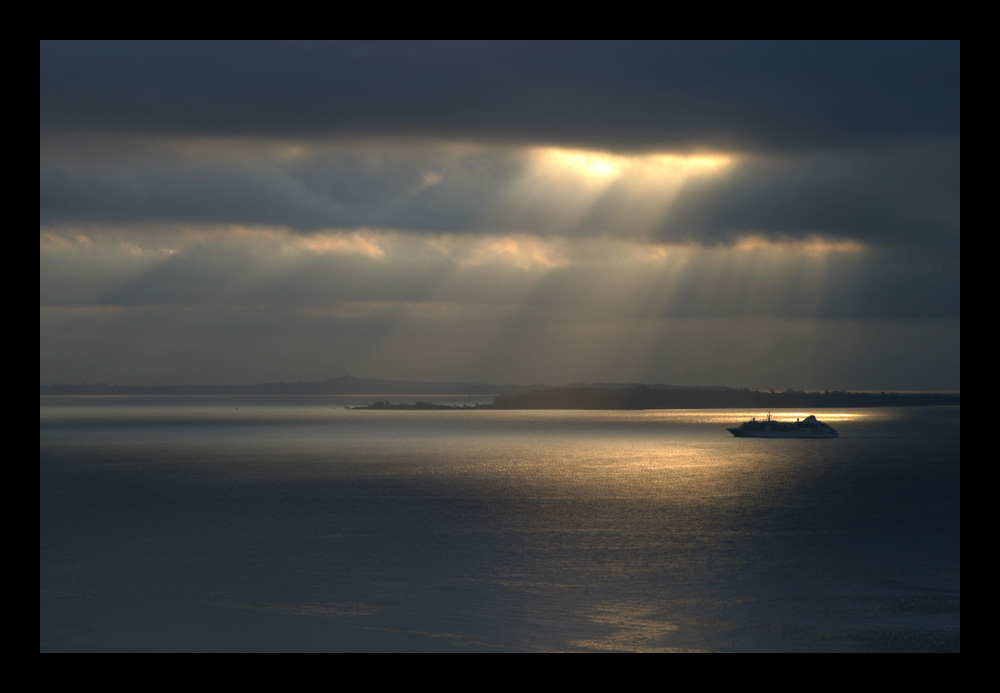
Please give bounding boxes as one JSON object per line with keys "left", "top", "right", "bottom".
{"left": 40, "top": 41, "right": 960, "bottom": 390}
{"left": 41, "top": 41, "right": 958, "bottom": 152}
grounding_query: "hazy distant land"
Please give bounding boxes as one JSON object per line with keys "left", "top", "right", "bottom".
{"left": 488, "top": 386, "right": 959, "bottom": 409}
{"left": 40, "top": 376, "right": 959, "bottom": 409}
{"left": 40, "top": 376, "right": 517, "bottom": 397}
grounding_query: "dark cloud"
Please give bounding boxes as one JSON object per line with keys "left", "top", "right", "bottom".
{"left": 39, "top": 140, "right": 528, "bottom": 231}
{"left": 41, "top": 40, "right": 959, "bottom": 154}
{"left": 40, "top": 137, "right": 959, "bottom": 264}
{"left": 40, "top": 40, "right": 960, "bottom": 251}
{"left": 655, "top": 140, "right": 960, "bottom": 255}
{"left": 39, "top": 41, "right": 961, "bottom": 390}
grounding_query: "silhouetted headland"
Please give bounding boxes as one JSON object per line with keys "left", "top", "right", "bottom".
{"left": 489, "top": 386, "right": 959, "bottom": 409}
{"left": 41, "top": 377, "right": 959, "bottom": 409}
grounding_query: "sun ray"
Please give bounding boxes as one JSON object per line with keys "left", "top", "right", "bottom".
{"left": 488, "top": 147, "right": 738, "bottom": 237}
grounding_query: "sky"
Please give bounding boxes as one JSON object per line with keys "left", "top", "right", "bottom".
{"left": 40, "top": 40, "right": 960, "bottom": 391}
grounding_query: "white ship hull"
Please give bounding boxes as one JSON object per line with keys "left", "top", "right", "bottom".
{"left": 727, "top": 415, "right": 838, "bottom": 438}
{"left": 726, "top": 428, "right": 838, "bottom": 438}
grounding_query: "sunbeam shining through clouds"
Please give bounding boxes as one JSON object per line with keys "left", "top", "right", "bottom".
{"left": 40, "top": 41, "right": 959, "bottom": 391}
{"left": 41, "top": 41, "right": 960, "bottom": 655}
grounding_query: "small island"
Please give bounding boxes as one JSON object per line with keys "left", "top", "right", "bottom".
{"left": 350, "top": 401, "right": 486, "bottom": 410}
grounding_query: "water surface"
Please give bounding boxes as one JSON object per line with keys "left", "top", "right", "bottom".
{"left": 40, "top": 398, "right": 960, "bottom": 651}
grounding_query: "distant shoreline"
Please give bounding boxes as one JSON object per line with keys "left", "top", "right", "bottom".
{"left": 40, "top": 377, "right": 959, "bottom": 409}
{"left": 348, "top": 389, "right": 959, "bottom": 410}
{"left": 486, "top": 387, "right": 958, "bottom": 410}
{"left": 39, "top": 375, "right": 516, "bottom": 397}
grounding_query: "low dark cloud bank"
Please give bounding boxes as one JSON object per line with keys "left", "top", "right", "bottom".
{"left": 40, "top": 41, "right": 959, "bottom": 254}
{"left": 41, "top": 40, "right": 958, "bottom": 153}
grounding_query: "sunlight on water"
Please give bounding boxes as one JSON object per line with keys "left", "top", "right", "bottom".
{"left": 665, "top": 409, "right": 873, "bottom": 425}
{"left": 571, "top": 601, "right": 687, "bottom": 653}
{"left": 41, "top": 398, "right": 959, "bottom": 652}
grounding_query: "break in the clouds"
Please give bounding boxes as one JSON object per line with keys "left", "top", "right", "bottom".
{"left": 40, "top": 41, "right": 960, "bottom": 391}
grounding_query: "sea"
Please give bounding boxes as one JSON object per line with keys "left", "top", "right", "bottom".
{"left": 40, "top": 396, "right": 960, "bottom": 652}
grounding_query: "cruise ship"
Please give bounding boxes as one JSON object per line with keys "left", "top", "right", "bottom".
{"left": 726, "top": 414, "right": 838, "bottom": 438}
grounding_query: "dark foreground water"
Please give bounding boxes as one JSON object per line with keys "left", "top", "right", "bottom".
{"left": 40, "top": 398, "right": 960, "bottom": 652}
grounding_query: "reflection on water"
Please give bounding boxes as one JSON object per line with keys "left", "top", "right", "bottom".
{"left": 571, "top": 601, "right": 683, "bottom": 653}
{"left": 40, "top": 399, "right": 960, "bottom": 652}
